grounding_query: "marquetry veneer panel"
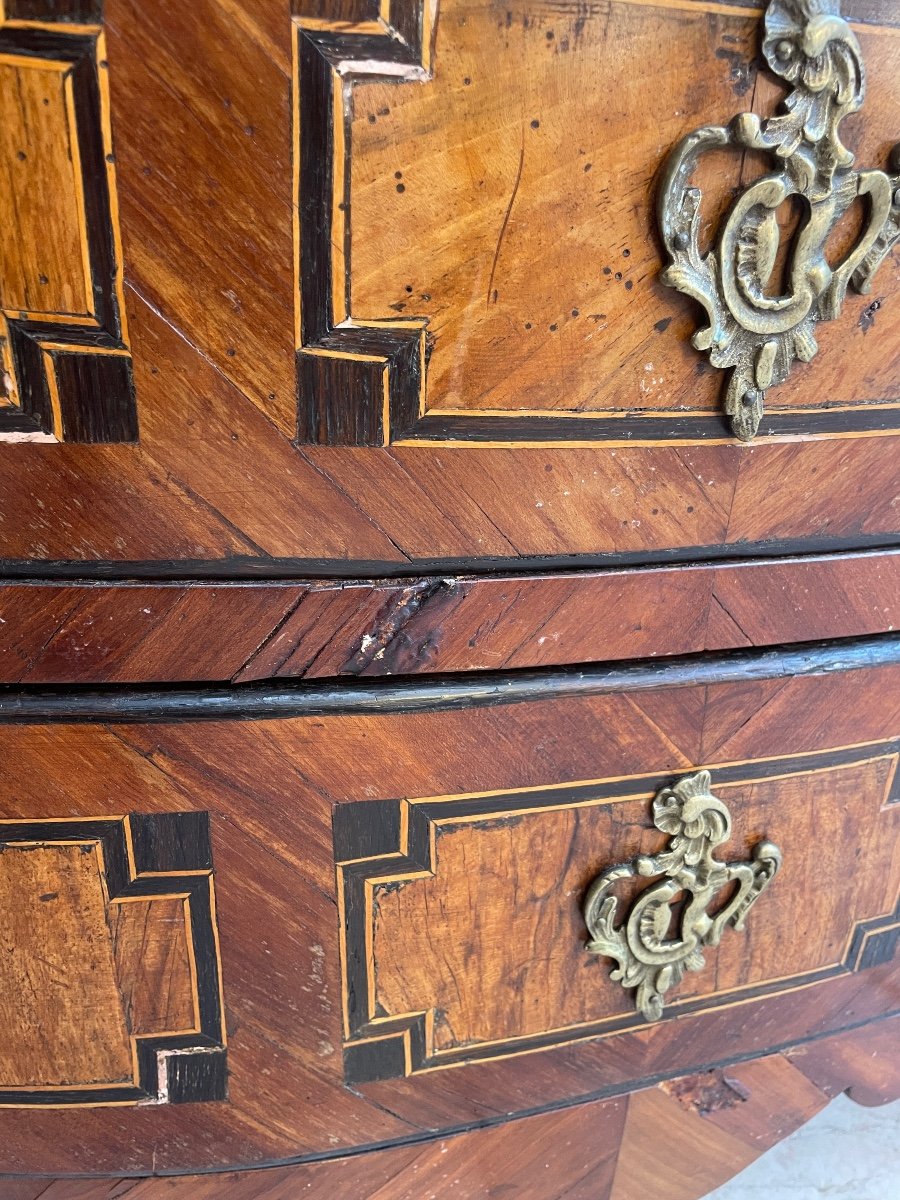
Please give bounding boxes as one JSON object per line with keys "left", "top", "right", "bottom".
{"left": 0, "top": 1, "right": 136, "bottom": 442}
{"left": 0, "top": 0, "right": 897, "bottom": 567}
{"left": 5, "top": 551, "right": 900, "bottom": 683}
{"left": 336, "top": 741, "right": 900, "bottom": 1082}
{"left": 8, "top": 1022, "right": 900, "bottom": 1198}
{"left": 296, "top": 0, "right": 900, "bottom": 444}
{"left": 0, "top": 811, "right": 225, "bottom": 1106}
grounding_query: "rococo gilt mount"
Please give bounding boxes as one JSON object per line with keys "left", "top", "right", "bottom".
{"left": 584, "top": 771, "right": 782, "bottom": 1022}
{"left": 659, "top": 0, "right": 900, "bottom": 440}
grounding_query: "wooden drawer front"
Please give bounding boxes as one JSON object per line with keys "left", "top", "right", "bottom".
{"left": 0, "top": 0, "right": 898, "bottom": 568}
{"left": 337, "top": 742, "right": 899, "bottom": 1083}
{"left": 0, "top": 640, "right": 898, "bottom": 1174}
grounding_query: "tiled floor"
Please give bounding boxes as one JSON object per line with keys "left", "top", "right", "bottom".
{"left": 704, "top": 1094, "right": 900, "bottom": 1199}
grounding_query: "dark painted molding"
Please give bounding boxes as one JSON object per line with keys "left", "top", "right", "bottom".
{"left": 4, "top": 532, "right": 900, "bottom": 582}
{"left": 1, "top": 631, "right": 899, "bottom": 723}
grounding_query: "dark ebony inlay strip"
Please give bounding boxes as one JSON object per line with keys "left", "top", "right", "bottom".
{"left": 8, "top": 1006, "right": 897, "bottom": 1178}
{"left": 681, "top": 0, "right": 900, "bottom": 28}
{"left": 0, "top": 632, "right": 898, "bottom": 723}
{"left": 4, "top": 1, "right": 103, "bottom": 19}
{"left": 409, "top": 403, "right": 900, "bottom": 443}
{"left": 5, "top": 534, "right": 900, "bottom": 581}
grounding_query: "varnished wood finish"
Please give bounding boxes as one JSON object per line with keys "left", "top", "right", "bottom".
{"left": 4, "top": 549, "right": 900, "bottom": 683}
{"left": 0, "top": 0, "right": 896, "bottom": 565}
{"left": 0, "top": 651, "right": 896, "bottom": 1172}
{"left": 0, "top": 59, "right": 92, "bottom": 317}
{"left": 0, "top": 844, "right": 135, "bottom": 1089}
{"left": 293, "top": 0, "right": 900, "bottom": 444}
{"left": 0, "top": 813, "right": 226, "bottom": 1106}
{"left": 345, "top": 0, "right": 899, "bottom": 442}
{"left": 111, "top": 897, "right": 196, "bottom": 1037}
{"left": 338, "top": 742, "right": 898, "bottom": 1081}
{"left": 6, "top": 1018, "right": 899, "bottom": 1198}
{"left": 0, "top": 3, "right": 135, "bottom": 442}
{"left": 1, "top": 0, "right": 898, "bottom": 1193}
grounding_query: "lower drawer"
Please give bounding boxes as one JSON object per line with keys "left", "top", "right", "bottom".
{"left": 0, "top": 636, "right": 898, "bottom": 1176}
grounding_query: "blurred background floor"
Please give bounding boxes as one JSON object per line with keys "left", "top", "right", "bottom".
{"left": 704, "top": 1094, "right": 900, "bottom": 1199}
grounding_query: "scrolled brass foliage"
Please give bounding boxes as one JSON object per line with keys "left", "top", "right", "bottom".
{"left": 658, "top": 0, "right": 900, "bottom": 440}
{"left": 583, "top": 770, "right": 781, "bottom": 1022}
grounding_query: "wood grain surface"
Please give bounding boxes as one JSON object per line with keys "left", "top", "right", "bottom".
{"left": 0, "top": 7, "right": 136, "bottom": 441}
{"left": 0, "top": 844, "right": 134, "bottom": 1089}
{"left": 0, "top": 651, "right": 895, "bottom": 1173}
{"left": 0, "top": 56, "right": 92, "bottom": 319}
{"left": 349, "top": 0, "right": 899, "bottom": 423}
{"left": 3, "top": 1018, "right": 898, "bottom": 1198}
{"left": 351, "top": 750, "right": 897, "bottom": 1074}
{"left": 0, "top": 0, "right": 898, "bottom": 1194}
{"left": 110, "top": 898, "right": 196, "bottom": 1037}
{"left": 0, "top": 0, "right": 895, "bottom": 563}
{"left": 3, "top": 549, "right": 900, "bottom": 683}
{"left": 0, "top": 812, "right": 225, "bottom": 1108}
{"left": 0, "top": 866, "right": 196, "bottom": 1088}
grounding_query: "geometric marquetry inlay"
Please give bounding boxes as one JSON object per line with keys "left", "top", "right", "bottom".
{"left": 335, "top": 740, "right": 900, "bottom": 1083}
{"left": 0, "top": 811, "right": 225, "bottom": 1105}
{"left": 0, "top": 0, "right": 136, "bottom": 443}
{"left": 294, "top": 0, "right": 900, "bottom": 447}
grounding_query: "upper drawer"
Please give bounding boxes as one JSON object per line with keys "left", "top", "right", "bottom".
{"left": 0, "top": 0, "right": 897, "bottom": 569}
{"left": 0, "top": 635, "right": 897, "bottom": 1175}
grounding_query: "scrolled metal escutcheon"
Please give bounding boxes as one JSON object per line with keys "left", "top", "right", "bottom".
{"left": 583, "top": 770, "right": 782, "bottom": 1022}
{"left": 658, "top": 0, "right": 900, "bottom": 440}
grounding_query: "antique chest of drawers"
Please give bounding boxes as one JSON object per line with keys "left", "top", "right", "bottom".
{"left": 0, "top": 0, "right": 898, "bottom": 1196}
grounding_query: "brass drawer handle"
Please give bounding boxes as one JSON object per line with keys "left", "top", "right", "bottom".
{"left": 658, "top": 0, "right": 900, "bottom": 441}
{"left": 583, "top": 770, "right": 781, "bottom": 1022}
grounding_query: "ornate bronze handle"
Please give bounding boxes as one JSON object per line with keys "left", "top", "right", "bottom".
{"left": 658, "top": 0, "right": 900, "bottom": 441}
{"left": 583, "top": 770, "right": 781, "bottom": 1022}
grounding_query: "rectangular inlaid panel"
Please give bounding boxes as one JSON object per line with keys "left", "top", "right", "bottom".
{"left": 296, "top": 0, "right": 900, "bottom": 444}
{"left": 0, "top": 2, "right": 136, "bottom": 442}
{"left": 111, "top": 897, "right": 197, "bottom": 1036}
{"left": 336, "top": 742, "right": 900, "bottom": 1082}
{"left": 0, "top": 812, "right": 225, "bottom": 1106}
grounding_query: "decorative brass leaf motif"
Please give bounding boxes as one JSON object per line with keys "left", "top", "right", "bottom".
{"left": 658, "top": 0, "right": 900, "bottom": 440}
{"left": 583, "top": 771, "right": 781, "bottom": 1022}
